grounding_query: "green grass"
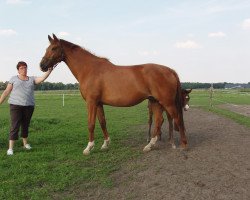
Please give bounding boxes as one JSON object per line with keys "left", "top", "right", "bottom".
{"left": 0, "top": 89, "right": 249, "bottom": 199}
{"left": 0, "top": 91, "right": 147, "bottom": 199}
{"left": 189, "top": 89, "right": 250, "bottom": 128}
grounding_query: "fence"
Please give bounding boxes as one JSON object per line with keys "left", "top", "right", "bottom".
{"left": 33, "top": 89, "right": 250, "bottom": 110}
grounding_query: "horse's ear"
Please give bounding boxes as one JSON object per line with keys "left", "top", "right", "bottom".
{"left": 52, "top": 33, "right": 59, "bottom": 42}
{"left": 186, "top": 89, "right": 192, "bottom": 94}
{"left": 48, "top": 35, "right": 53, "bottom": 43}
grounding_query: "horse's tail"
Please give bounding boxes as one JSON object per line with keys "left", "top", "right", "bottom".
{"left": 174, "top": 72, "right": 185, "bottom": 131}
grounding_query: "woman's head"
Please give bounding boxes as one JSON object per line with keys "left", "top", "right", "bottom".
{"left": 17, "top": 61, "right": 28, "bottom": 76}
{"left": 16, "top": 61, "right": 27, "bottom": 70}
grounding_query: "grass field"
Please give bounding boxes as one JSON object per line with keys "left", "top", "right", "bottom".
{"left": 0, "top": 89, "right": 249, "bottom": 199}
{"left": 190, "top": 89, "right": 250, "bottom": 128}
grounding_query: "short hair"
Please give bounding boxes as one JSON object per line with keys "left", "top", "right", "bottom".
{"left": 16, "top": 61, "right": 27, "bottom": 70}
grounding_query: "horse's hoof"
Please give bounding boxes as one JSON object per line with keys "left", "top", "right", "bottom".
{"left": 101, "top": 138, "right": 110, "bottom": 150}
{"left": 83, "top": 146, "right": 94, "bottom": 155}
{"left": 172, "top": 144, "right": 177, "bottom": 149}
{"left": 143, "top": 145, "right": 151, "bottom": 152}
{"left": 83, "top": 149, "right": 90, "bottom": 155}
{"left": 101, "top": 145, "right": 108, "bottom": 151}
{"left": 180, "top": 144, "right": 188, "bottom": 151}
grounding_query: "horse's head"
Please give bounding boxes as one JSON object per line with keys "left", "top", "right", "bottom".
{"left": 40, "top": 34, "right": 65, "bottom": 72}
{"left": 182, "top": 89, "right": 192, "bottom": 111}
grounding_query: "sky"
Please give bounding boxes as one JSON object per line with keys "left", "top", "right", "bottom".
{"left": 0, "top": 0, "right": 250, "bottom": 84}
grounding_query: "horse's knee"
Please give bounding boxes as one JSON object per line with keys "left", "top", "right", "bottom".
{"left": 88, "top": 123, "right": 95, "bottom": 132}
{"left": 99, "top": 120, "right": 106, "bottom": 129}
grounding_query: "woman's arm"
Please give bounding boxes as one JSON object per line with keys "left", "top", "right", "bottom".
{"left": 34, "top": 68, "right": 53, "bottom": 85}
{"left": 0, "top": 83, "right": 13, "bottom": 104}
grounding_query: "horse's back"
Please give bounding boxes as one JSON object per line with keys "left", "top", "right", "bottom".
{"left": 142, "top": 63, "right": 179, "bottom": 91}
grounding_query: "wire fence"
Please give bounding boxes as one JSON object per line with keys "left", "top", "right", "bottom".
{"left": 189, "top": 88, "right": 250, "bottom": 111}
{"left": 32, "top": 89, "right": 250, "bottom": 110}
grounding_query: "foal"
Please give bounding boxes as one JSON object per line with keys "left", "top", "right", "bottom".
{"left": 147, "top": 89, "right": 192, "bottom": 149}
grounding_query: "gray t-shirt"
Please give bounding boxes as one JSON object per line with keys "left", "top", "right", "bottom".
{"left": 8, "top": 76, "right": 36, "bottom": 106}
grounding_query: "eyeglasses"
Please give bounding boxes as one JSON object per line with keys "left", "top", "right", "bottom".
{"left": 19, "top": 66, "right": 27, "bottom": 70}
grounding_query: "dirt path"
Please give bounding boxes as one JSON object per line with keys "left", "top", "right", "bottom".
{"left": 77, "top": 108, "right": 250, "bottom": 200}
{"left": 218, "top": 104, "right": 250, "bottom": 117}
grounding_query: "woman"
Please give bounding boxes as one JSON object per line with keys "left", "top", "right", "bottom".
{"left": 0, "top": 61, "right": 53, "bottom": 155}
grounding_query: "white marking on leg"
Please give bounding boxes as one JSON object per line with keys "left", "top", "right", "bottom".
{"left": 83, "top": 141, "right": 95, "bottom": 155}
{"left": 150, "top": 136, "right": 158, "bottom": 145}
{"left": 143, "top": 136, "right": 158, "bottom": 152}
{"left": 101, "top": 137, "right": 110, "bottom": 150}
{"left": 172, "top": 143, "right": 177, "bottom": 149}
{"left": 169, "top": 139, "right": 177, "bottom": 149}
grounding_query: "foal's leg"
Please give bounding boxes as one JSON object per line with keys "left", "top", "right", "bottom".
{"left": 164, "top": 105, "right": 187, "bottom": 149}
{"left": 97, "top": 105, "right": 110, "bottom": 150}
{"left": 153, "top": 103, "right": 164, "bottom": 141}
{"left": 143, "top": 103, "right": 163, "bottom": 152}
{"left": 83, "top": 101, "right": 97, "bottom": 155}
{"left": 166, "top": 112, "right": 176, "bottom": 149}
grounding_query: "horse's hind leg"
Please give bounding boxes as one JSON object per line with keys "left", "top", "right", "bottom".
{"left": 147, "top": 100, "right": 153, "bottom": 143}
{"left": 166, "top": 112, "right": 176, "bottom": 149}
{"left": 97, "top": 104, "right": 110, "bottom": 150}
{"left": 143, "top": 103, "right": 163, "bottom": 152}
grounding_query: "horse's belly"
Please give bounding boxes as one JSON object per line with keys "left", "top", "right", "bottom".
{"left": 102, "top": 92, "right": 147, "bottom": 107}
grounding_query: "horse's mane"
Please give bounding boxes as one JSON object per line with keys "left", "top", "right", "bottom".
{"left": 60, "top": 39, "right": 110, "bottom": 62}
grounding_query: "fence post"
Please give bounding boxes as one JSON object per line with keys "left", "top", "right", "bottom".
{"left": 63, "top": 94, "right": 65, "bottom": 107}
{"left": 209, "top": 83, "right": 214, "bottom": 109}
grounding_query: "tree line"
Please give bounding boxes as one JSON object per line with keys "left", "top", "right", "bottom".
{"left": 181, "top": 82, "right": 226, "bottom": 89}
{"left": 0, "top": 81, "right": 248, "bottom": 91}
{"left": 0, "top": 81, "right": 79, "bottom": 90}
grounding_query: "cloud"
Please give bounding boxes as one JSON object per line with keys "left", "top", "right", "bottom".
{"left": 0, "top": 29, "right": 17, "bottom": 36}
{"left": 6, "top": 0, "right": 31, "bottom": 4}
{"left": 174, "top": 40, "right": 201, "bottom": 49}
{"left": 241, "top": 18, "right": 250, "bottom": 30}
{"left": 208, "top": 31, "right": 226, "bottom": 38}
{"left": 58, "top": 32, "right": 70, "bottom": 37}
{"left": 206, "top": 2, "right": 250, "bottom": 14}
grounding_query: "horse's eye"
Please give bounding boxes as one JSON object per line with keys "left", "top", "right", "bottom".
{"left": 52, "top": 47, "right": 57, "bottom": 51}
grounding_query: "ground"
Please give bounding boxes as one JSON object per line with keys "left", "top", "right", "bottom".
{"left": 218, "top": 104, "right": 250, "bottom": 117}
{"left": 69, "top": 107, "right": 250, "bottom": 200}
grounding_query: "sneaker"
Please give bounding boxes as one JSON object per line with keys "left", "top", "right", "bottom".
{"left": 24, "top": 144, "right": 32, "bottom": 150}
{"left": 7, "top": 149, "right": 13, "bottom": 156}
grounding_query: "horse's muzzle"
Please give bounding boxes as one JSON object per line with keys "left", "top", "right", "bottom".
{"left": 184, "top": 104, "right": 190, "bottom": 111}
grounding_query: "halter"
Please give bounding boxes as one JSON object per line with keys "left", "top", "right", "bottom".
{"left": 48, "top": 40, "right": 65, "bottom": 70}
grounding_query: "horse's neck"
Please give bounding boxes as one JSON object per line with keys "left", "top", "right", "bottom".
{"left": 63, "top": 48, "right": 95, "bottom": 82}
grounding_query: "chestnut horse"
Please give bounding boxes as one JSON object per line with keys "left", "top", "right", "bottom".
{"left": 147, "top": 89, "right": 192, "bottom": 149}
{"left": 40, "top": 34, "right": 187, "bottom": 155}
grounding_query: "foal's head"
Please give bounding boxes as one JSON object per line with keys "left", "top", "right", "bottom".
{"left": 40, "top": 34, "right": 64, "bottom": 72}
{"left": 182, "top": 89, "right": 192, "bottom": 111}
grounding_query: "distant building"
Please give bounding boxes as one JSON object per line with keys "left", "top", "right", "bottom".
{"left": 224, "top": 83, "right": 250, "bottom": 89}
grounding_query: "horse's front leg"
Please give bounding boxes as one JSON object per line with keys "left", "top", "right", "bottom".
{"left": 83, "top": 101, "right": 97, "bottom": 155}
{"left": 97, "top": 104, "right": 110, "bottom": 150}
